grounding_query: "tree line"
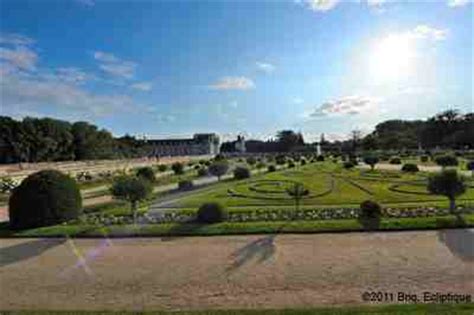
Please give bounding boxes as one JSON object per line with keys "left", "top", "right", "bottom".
{"left": 0, "top": 116, "right": 149, "bottom": 163}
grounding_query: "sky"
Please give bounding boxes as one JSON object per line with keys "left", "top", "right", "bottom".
{"left": 0, "top": 0, "right": 472, "bottom": 142}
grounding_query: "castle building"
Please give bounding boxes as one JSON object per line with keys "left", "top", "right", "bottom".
{"left": 147, "top": 133, "right": 220, "bottom": 157}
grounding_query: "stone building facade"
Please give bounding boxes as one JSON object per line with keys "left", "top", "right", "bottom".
{"left": 148, "top": 133, "right": 220, "bottom": 157}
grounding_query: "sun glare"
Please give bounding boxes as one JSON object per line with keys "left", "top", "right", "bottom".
{"left": 369, "top": 34, "right": 416, "bottom": 81}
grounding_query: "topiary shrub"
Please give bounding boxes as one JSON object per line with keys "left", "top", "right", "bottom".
{"left": 9, "top": 170, "right": 82, "bottom": 230}
{"left": 343, "top": 161, "right": 355, "bottom": 169}
{"left": 197, "top": 167, "right": 208, "bottom": 177}
{"left": 467, "top": 160, "right": 474, "bottom": 174}
{"left": 288, "top": 161, "right": 296, "bottom": 168}
{"left": 316, "top": 155, "right": 325, "bottom": 162}
{"left": 389, "top": 157, "right": 402, "bottom": 165}
{"left": 435, "top": 155, "right": 458, "bottom": 168}
{"left": 363, "top": 156, "right": 379, "bottom": 171}
{"left": 136, "top": 167, "right": 156, "bottom": 182}
{"left": 420, "top": 155, "right": 429, "bottom": 163}
{"left": 358, "top": 200, "right": 382, "bottom": 230}
{"left": 171, "top": 162, "right": 185, "bottom": 175}
{"left": 268, "top": 165, "right": 276, "bottom": 172}
{"left": 157, "top": 164, "right": 168, "bottom": 172}
{"left": 256, "top": 162, "right": 266, "bottom": 170}
{"left": 178, "top": 180, "right": 194, "bottom": 191}
{"left": 194, "top": 164, "right": 201, "bottom": 170}
{"left": 300, "top": 159, "right": 307, "bottom": 166}
{"left": 401, "top": 163, "right": 419, "bottom": 173}
{"left": 197, "top": 202, "right": 227, "bottom": 224}
{"left": 233, "top": 166, "right": 251, "bottom": 180}
{"left": 275, "top": 155, "right": 287, "bottom": 165}
{"left": 246, "top": 156, "right": 257, "bottom": 166}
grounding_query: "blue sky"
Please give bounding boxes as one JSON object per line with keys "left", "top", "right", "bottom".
{"left": 0, "top": 0, "right": 472, "bottom": 142}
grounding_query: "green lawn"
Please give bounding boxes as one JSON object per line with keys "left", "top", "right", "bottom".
{"left": 164, "top": 162, "right": 474, "bottom": 208}
{"left": 2, "top": 304, "right": 474, "bottom": 314}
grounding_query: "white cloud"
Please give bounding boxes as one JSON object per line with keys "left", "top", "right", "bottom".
{"left": 0, "top": 46, "right": 37, "bottom": 70}
{"left": 256, "top": 62, "right": 275, "bottom": 73}
{"left": 93, "top": 51, "right": 137, "bottom": 79}
{"left": 209, "top": 76, "right": 255, "bottom": 90}
{"left": 447, "top": 0, "right": 471, "bottom": 7}
{"left": 130, "top": 81, "right": 153, "bottom": 91}
{"left": 0, "top": 33, "right": 35, "bottom": 46}
{"left": 310, "top": 95, "right": 378, "bottom": 117}
{"left": 304, "top": 0, "right": 340, "bottom": 12}
{"left": 410, "top": 25, "right": 448, "bottom": 41}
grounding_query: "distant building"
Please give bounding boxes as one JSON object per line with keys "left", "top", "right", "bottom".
{"left": 148, "top": 133, "right": 220, "bottom": 156}
{"left": 235, "top": 135, "right": 246, "bottom": 153}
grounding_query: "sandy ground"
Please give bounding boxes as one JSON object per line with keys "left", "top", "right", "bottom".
{"left": 1, "top": 229, "right": 473, "bottom": 311}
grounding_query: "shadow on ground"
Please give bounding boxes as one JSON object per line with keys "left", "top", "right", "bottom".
{"left": 227, "top": 234, "right": 277, "bottom": 272}
{"left": 438, "top": 216, "right": 474, "bottom": 262}
{"left": 0, "top": 238, "right": 66, "bottom": 267}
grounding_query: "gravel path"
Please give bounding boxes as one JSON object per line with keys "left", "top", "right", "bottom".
{"left": 1, "top": 229, "right": 472, "bottom": 311}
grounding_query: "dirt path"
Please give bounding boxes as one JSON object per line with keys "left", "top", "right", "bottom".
{"left": 1, "top": 229, "right": 472, "bottom": 311}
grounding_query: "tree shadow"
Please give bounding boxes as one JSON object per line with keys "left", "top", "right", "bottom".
{"left": 0, "top": 238, "right": 66, "bottom": 267}
{"left": 227, "top": 234, "right": 277, "bottom": 272}
{"left": 438, "top": 216, "right": 474, "bottom": 262}
{"left": 358, "top": 216, "right": 381, "bottom": 231}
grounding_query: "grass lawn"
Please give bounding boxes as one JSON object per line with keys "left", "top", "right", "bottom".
{"left": 163, "top": 162, "right": 474, "bottom": 208}
{"left": 1, "top": 213, "right": 472, "bottom": 238}
{"left": 2, "top": 304, "right": 474, "bottom": 314}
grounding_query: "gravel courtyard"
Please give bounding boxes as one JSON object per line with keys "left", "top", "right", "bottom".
{"left": 1, "top": 229, "right": 473, "bottom": 311}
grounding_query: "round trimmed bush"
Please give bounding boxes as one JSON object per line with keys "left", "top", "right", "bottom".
{"left": 420, "top": 155, "right": 429, "bottom": 163}
{"left": 300, "top": 159, "right": 307, "bottom": 166}
{"left": 194, "top": 164, "right": 201, "bottom": 170}
{"left": 360, "top": 200, "right": 382, "bottom": 219}
{"left": 275, "top": 155, "right": 286, "bottom": 165}
{"left": 234, "top": 166, "right": 251, "bottom": 180}
{"left": 389, "top": 157, "right": 402, "bottom": 165}
{"left": 197, "top": 202, "right": 227, "bottom": 224}
{"left": 178, "top": 180, "right": 193, "bottom": 191}
{"left": 316, "top": 155, "right": 325, "bottom": 162}
{"left": 435, "top": 155, "right": 458, "bottom": 168}
{"left": 256, "top": 162, "right": 266, "bottom": 169}
{"left": 157, "top": 164, "right": 168, "bottom": 172}
{"left": 288, "top": 161, "right": 296, "bottom": 168}
{"left": 246, "top": 156, "right": 257, "bottom": 166}
{"left": 197, "top": 167, "right": 208, "bottom": 177}
{"left": 268, "top": 165, "right": 276, "bottom": 172}
{"left": 136, "top": 167, "right": 156, "bottom": 182}
{"left": 9, "top": 170, "right": 82, "bottom": 230}
{"left": 401, "top": 163, "right": 419, "bottom": 173}
{"left": 343, "top": 161, "right": 355, "bottom": 169}
{"left": 171, "top": 162, "right": 185, "bottom": 175}
{"left": 467, "top": 160, "right": 474, "bottom": 172}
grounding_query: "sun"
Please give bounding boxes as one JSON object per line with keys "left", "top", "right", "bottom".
{"left": 369, "top": 34, "right": 416, "bottom": 81}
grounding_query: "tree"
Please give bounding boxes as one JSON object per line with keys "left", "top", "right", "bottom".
{"left": 363, "top": 156, "right": 379, "bottom": 171}
{"left": 427, "top": 170, "right": 466, "bottom": 213}
{"left": 246, "top": 156, "right": 257, "bottom": 167}
{"left": 171, "top": 162, "right": 185, "bottom": 175}
{"left": 286, "top": 183, "right": 309, "bottom": 213}
{"left": 136, "top": 167, "right": 156, "bottom": 183}
{"left": 233, "top": 166, "right": 251, "bottom": 179}
{"left": 110, "top": 175, "right": 152, "bottom": 224}
{"left": 276, "top": 130, "right": 304, "bottom": 151}
{"left": 208, "top": 161, "right": 229, "bottom": 181}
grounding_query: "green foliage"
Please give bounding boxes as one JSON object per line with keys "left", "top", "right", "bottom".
{"left": 389, "top": 157, "right": 402, "bottom": 165}
{"left": 267, "top": 165, "right": 277, "bottom": 172}
{"left": 171, "top": 162, "right": 185, "bottom": 175}
{"left": 197, "top": 167, "right": 209, "bottom": 177}
{"left": 276, "top": 130, "right": 305, "bottom": 151}
{"left": 208, "top": 161, "right": 229, "bottom": 180}
{"left": 286, "top": 183, "right": 309, "bottom": 212}
{"left": 316, "top": 155, "right": 325, "bottom": 162}
{"left": 428, "top": 170, "right": 466, "bottom": 212}
{"left": 420, "top": 155, "right": 429, "bottom": 162}
{"left": 110, "top": 175, "right": 152, "bottom": 204}
{"left": 401, "top": 163, "right": 420, "bottom": 173}
{"left": 234, "top": 166, "right": 251, "bottom": 180}
{"left": 157, "top": 164, "right": 168, "bottom": 172}
{"left": 275, "top": 155, "right": 287, "bottom": 165}
{"left": 435, "top": 155, "right": 459, "bottom": 167}
{"left": 359, "top": 200, "right": 382, "bottom": 218}
{"left": 363, "top": 156, "right": 379, "bottom": 170}
{"left": 9, "top": 170, "right": 82, "bottom": 229}
{"left": 256, "top": 162, "right": 266, "bottom": 169}
{"left": 136, "top": 167, "right": 156, "bottom": 182}
{"left": 197, "top": 202, "right": 227, "bottom": 223}
{"left": 246, "top": 156, "right": 257, "bottom": 166}
{"left": 343, "top": 161, "right": 355, "bottom": 169}
{"left": 178, "top": 180, "right": 194, "bottom": 191}
{"left": 287, "top": 161, "right": 296, "bottom": 168}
